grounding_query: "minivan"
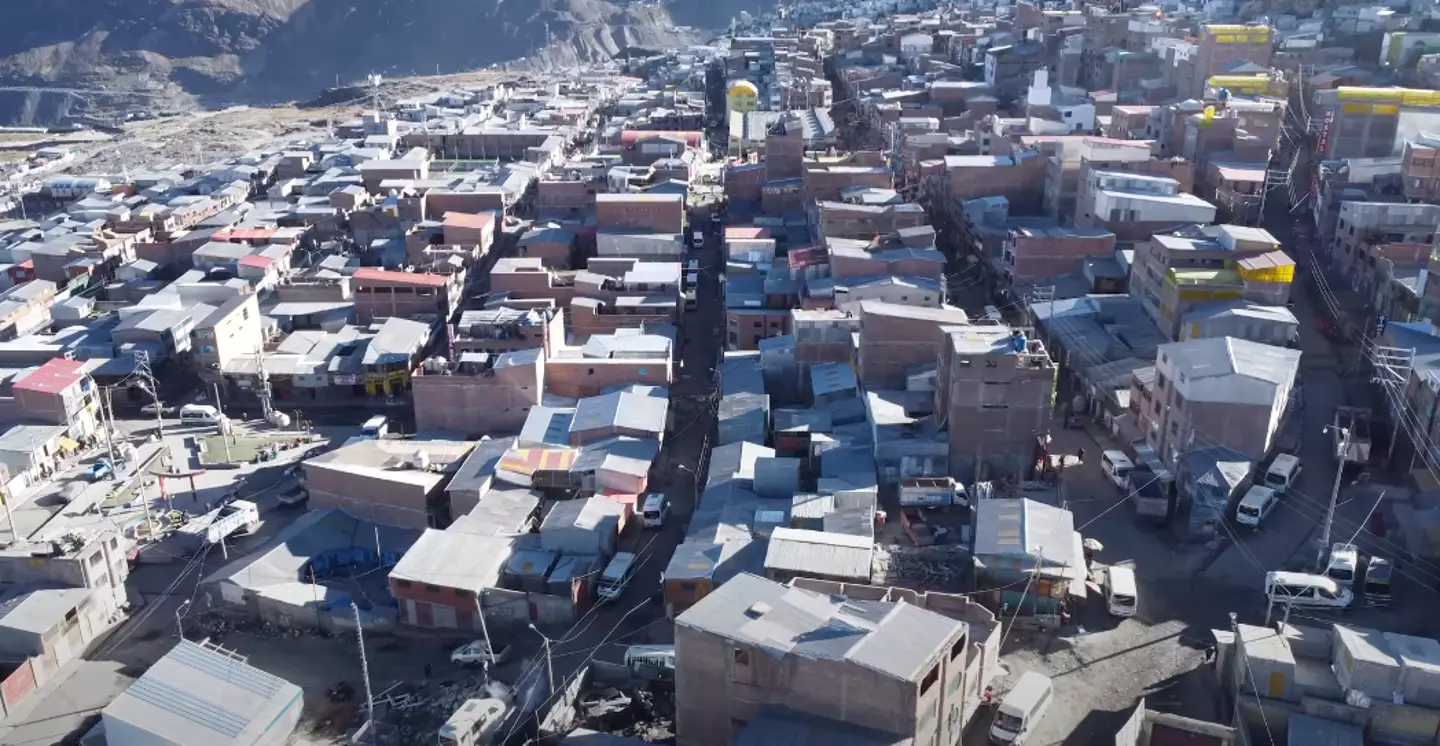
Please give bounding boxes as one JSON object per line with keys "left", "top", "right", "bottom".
{"left": 179, "top": 404, "right": 221, "bottom": 423}
{"left": 1263, "top": 454, "right": 1301, "bottom": 495}
{"left": 990, "top": 671, "right": 1054, "bottom": 745}
{"left": 1103, "top": 566, "right": 1138, "bottom": 618}
{"left": 1363, "top": 556, "right": 1392, "bottom": 608}
{"left": 641, "top": 493, "right": 669, "bottom": 528}
{"left": 597, "top": 551, "right": 638, "bottom": 602}
{"left": 1100, "top": 450, "right": 1134, "bottom": 490}
{"left": 1235, "top": 486, "right": 1280, "bottom": 528}
{"left": 624, "top": 644, "right": 675, "bottom": 681}
{"left": 1264, "top": 571, "right": 1353, "bottom": 609}
{"left": 1326, "top": 543, "right": 1359, "bottom": 589}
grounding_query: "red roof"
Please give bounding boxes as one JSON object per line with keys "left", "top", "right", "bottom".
{"left": 442, "top": 211, "right": 496, "bottom": 231}
{"left": 237, "top": 254, "right": 275, "bottom": 269}
{"left": 726, "top": 226, "right": 770, "bottom": 240}
{"left": 14, "top": 359, "right": 87, "bottom": 395}
{"left": 619, "top": 130, "right": 703, "bottom": 149}
{"left": 212, "top": 228, "right": 276, "bottom": 242}
{"left": 352, "top": 267, "right": 447, "bottom": 288}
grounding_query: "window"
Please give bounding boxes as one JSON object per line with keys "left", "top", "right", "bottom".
{"left": 396, "top": 579, "right": 412, "bottom": 588}
{"left": 588, "top": 368, "right": 595, "bottom": 375}
{"left": 733, "top": 648, "right": 751, "bottom": 666}
{"left": 87, "top": 552, "right": 103, "bottom": 567}
{"left": 950, "top": 635, "right": 966, "bottom": 660}
{"left": 920, "top": 663, "right": 940, "bottom": 695}
{"left": 425, "top": 584, "right": 440, "bottom": 593}
{"left": 455, "top": 589, "right": 471, "bottom": 598}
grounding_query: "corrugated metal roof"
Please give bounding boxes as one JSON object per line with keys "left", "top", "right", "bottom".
{"left": 764, "top": 527, "right": 873, "bottom": 581}
{"left": 101, "top": 640, "right": 302, "bottom": 746}
{"left": 973, "top": 499, "right": 1075, "bottom": 567}
{"left": 676, "top": 573, "right": 962, "bottom": 682}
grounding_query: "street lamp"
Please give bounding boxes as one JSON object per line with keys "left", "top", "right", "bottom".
{"left": 528, "top": 623, "right": 556, "bottom": 695}
{"left": 175, "top": 599, "right": 191, "bottom": 639}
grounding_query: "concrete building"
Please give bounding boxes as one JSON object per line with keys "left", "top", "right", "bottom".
{"left": 1315, "top": 87, "right": 1440, "bottom": 160}
{"left": 11, "top": 358, "right": 99, "bottom": 439}
{"left": 1402, "top": 134, "right": 1440, "bottom": 204}
{"left": 936, "top": 325, "right": 1056, "bottom": 480}
{"left": 351, "top": 267, "right": 463, "bottom": 324}
{"left": 1133, "top": 336, "right": 1299, "bottom": 465}
{"left": 1002, "top": 225, "right": 1117, "bottom": 285}
{"left": 412, "top": 349, "right": 544, "bottom": 437}
{"left": 1077, "top": 170, "right": 1217, "bottom": 242}
{"left": 595, "top": 193, "right": 685, "bottom": 234}
{"left": 389, "top": 529, "right": 512, "bottom": 630}
{"left": 1331, "top": 200, "right": 1440, "bottom": 300}
{"left": 1129, "top": 224, "right": 1291, "bottom": 339}
{"left": 302, "top": 437, "right": 475, "bottom": 529}
{"left": 856, "top": 301, "right": 971, "bottom": 389}
{"left": 675, "top": 573, "right": 971, "bottom": 746}
{"left": 101, "top": 639, "right": 303, "bottom": 746}
{"left": 1173, "top": 24, "right": 1273, "bottom": 98}
{"left": 192, "top": 293, "right": 264, "bottom": 384}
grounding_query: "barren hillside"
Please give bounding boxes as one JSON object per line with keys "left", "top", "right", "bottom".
{"left": 0, "top": 0, "right": 729, "bottom": 123}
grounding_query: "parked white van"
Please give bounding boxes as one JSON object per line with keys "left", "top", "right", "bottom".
{"left": 1264, "top": 571, "right": 1353, "bottom": 610}
{"left": 1103, "top": 566, "right": 1138, "bottom": 618}
{"left": 1100, "top": 450, "right": 1134, "bottom": 490}
{"left": 1325, "top": 543, "right": 1359, "bottom": 589}
{"left": 179, "top": 404, "right": 221, "bottom": 423}
{"left": 990, "top": 671, "right": 1054, "bottom": 745}
{"left": 1263, "top": 454, "right": 1301, "bottom": 495}
{"left": 642, "top": 493, "right": 669, "bottom": 528}
{"left": 597, "top": 552, "right": 638, "bottom": 602}
{"left": 1235, "top": 486, "right": 1280, "bottom": 528}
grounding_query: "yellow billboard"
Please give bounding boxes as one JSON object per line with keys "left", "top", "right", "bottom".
{"left": 1204, "top": 24, "right": 1271, "bottom": 43}
{"left": 1336, "top": 86, "right": 1440, "bottom": 108}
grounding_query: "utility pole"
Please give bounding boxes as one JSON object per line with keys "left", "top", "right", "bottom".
{"left": 135, "top": 351, "right": 164, "bottom": 440}
{"left": 1228, "top": 612, "right": 1242, "bottom": 729}
{"left": 100, "top": 386, "right": 118, "bottom": 468}
{"left": 528, "top": 624, "right": 556, "bottom": 694}
{"left": 353, "top": 603, "right": 379, "bottom": 746}
{"left": 254, "top": 349, "right": 273, "bottom": 422}
{"left": 1317, "top": 425, "right": 1349, "bottom": 570}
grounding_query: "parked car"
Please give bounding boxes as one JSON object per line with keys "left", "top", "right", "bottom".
{"left": 85, "top": 460, "right": 114, "bottom": 482}
{"left": 140, "top": 402, "right": 175, "bottom": 416}
{"left": 451, "top": 640, "right": 513, "bottom": 667}
{"left": 276, "top": 486, "right": 308, "bottom": 507}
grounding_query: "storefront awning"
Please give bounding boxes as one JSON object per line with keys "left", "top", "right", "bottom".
{"left": 56, "top": 437, "right": 80, "bottom": 453}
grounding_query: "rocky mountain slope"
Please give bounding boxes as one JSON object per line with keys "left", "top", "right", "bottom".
{"left": 0, "top": 0, "right": 732, "bottom": 122}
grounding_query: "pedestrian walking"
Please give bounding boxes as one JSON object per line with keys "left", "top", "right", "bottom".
{"left": 424, "top": 663, "right": 432, "bottom": 681}
{"left": 1076, "top": 447, "right": 1086, "bottom": 464}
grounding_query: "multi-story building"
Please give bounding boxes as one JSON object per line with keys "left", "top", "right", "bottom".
{"left": 193, "top": 293, "right": 264, "bottom": 382}
{"left": 1331, "top": 201, "right": 1440, "bottom": 297}
{"left": 1129, "top": 224, "right": 1292, "bottom": 339}
{"left": 1077, "top": 170, "right": 1217, "bottom": 242}
{"left": 1171, "top": 24, "right": 1273, "bottom": 98}
{"left": 351, "top": 267, "right": 464, "bottom": 324}
{"left": 675, "top": 573, "right": 972, "bottom": 746}
{"left": 1002, "top": 225, "right": 1117, "bottom": 285}
{"left": 595, "top": 193, "right": 685, "bottom": 234}
{"left": 1314, "top": 87, "right": 1440, "bottom": 160}
{"left": 936, "top": 325, "right": 1055, "bottom": 479}
{"left": 1131, "top": 336, "right": 1299, "bottom": 465}
{"left": 856, "top": 301, "right": 971, "bottom": 389}
{"left": 12, "top": 358, "right": 99, "bottom": 439}
{"left": 1402, "top": 134, "right": 1440, "bottom": 203}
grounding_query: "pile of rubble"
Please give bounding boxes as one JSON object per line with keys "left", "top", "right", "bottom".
{"left": 190, "top": 611, "right": 313, "bottom": 641}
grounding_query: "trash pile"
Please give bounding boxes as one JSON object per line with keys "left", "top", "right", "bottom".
{"left": 191, "top": 611, "right": 312, "bottom": 641}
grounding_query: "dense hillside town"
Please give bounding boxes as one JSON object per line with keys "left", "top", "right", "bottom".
{"left": 0, "top": 1, "right": 1436, "bottom": 745}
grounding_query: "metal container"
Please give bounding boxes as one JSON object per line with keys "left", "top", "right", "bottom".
{"left": 1332, "top": 625, "right": 1401, "bottom": 699}
{"left": 1383, "top": 632, "right": 1440, "bottom": 708}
